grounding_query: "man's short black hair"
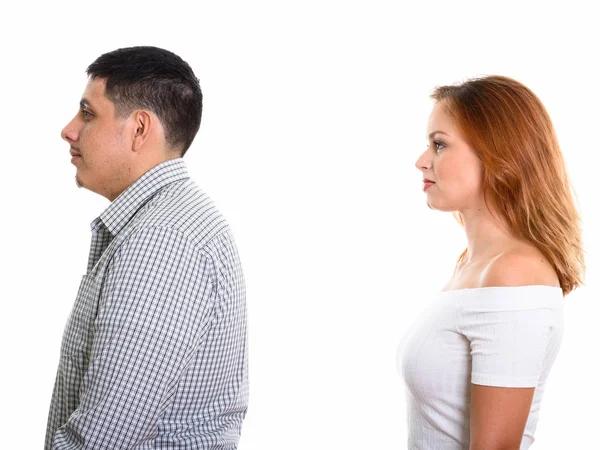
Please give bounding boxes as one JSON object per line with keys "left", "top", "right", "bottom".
{"left": 87, "top": 46, "right": 203, "bottom": 156}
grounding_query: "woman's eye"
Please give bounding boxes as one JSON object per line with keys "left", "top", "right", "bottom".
{"left": 433, "top": 140, "right": 445, "bottom": 152}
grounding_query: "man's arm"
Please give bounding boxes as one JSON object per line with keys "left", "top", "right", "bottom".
{"left": 52, "top": 226, "right": 216, "bottom": 449}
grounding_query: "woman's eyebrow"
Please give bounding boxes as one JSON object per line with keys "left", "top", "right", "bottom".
{"left": 428, "top": 130, "right": 450, "bottom": 139}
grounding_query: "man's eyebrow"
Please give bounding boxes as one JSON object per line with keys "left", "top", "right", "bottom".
{"left": 79, "top": 99, "right": 92, "bottom": 109}
{"left": 428, "top": 130, "right": 450, "bottom": 139}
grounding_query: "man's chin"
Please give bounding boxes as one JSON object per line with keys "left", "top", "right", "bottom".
{"left": 75, "top": 175, "right": 84, "bottom": 189}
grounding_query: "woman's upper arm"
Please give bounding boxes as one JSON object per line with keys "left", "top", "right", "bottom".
{"left": 468, "top": 250, "right": 561, "bottom": 449}
{"left": 469, "top": 384, "right": 535, "bottom": 450}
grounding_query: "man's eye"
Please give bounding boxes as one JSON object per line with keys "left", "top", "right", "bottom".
{"left": 82, "top": 110, "right": 92, "bottom": 119}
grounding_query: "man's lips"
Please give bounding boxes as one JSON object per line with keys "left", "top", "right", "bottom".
{"left": 70, "top": 149, "right": 81, "bottom": 157}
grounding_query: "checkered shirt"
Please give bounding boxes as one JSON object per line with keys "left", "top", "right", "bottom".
{"left": 45, "top": 158, "right": 248, "bottom": 449}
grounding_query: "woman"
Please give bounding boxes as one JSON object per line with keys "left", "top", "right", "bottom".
{"left": 398, "top": 76, "right": 585, "bottom": 449}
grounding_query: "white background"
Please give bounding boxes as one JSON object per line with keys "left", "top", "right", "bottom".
{"left": 1, "top": 1, "right": 598, "bottom": 448}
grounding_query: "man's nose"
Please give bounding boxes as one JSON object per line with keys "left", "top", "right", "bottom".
{"left": 61, "top": 117, "right": 78, "bottom": 143}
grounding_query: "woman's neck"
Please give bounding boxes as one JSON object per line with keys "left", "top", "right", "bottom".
{"left": 459, "top": 205, "right": 517, "bottom": 265}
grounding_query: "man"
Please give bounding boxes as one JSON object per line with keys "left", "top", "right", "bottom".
{"left": 45, "top": 46, "right": 248, "bottom": 449}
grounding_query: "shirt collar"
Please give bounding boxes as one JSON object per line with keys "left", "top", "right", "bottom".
{"left": 93, "top": 158, "right": 190, "bottom": 236}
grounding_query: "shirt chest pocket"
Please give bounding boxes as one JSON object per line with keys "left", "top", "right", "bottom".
{"left": 60, "top": 274, "right": 100, "bottom": 357}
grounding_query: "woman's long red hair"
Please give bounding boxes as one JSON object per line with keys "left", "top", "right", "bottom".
{"left": 432, "top": 75, "right": 584, "bottom": 296}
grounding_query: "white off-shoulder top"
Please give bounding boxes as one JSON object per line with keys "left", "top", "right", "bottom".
{"left": 397, "top": 285, "right": 564, "bottom": 450}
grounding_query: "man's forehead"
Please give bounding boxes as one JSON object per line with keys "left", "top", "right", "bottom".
{"left": 81, "top": 77, "right": 108, "bottom": 106}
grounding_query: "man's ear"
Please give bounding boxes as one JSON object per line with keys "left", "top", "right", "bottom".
{"left": 131, "top": 110, "right": 153, "bottom": 152}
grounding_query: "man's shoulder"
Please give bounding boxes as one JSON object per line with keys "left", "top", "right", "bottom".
{"left": 135, "top": 179, "right": 231, "bottom": 251}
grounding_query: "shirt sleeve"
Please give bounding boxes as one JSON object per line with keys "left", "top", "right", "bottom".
{"left": 52, "top": 226, "right": 216, "bottom": 449}
{"left": 458, "top": 292, "right": 563, "bottom": 388}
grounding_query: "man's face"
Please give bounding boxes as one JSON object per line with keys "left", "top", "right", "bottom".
{"left": 62, "top": 78, "right": 135, "bottom": 200}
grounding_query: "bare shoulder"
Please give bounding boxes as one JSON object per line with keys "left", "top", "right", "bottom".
{"left": 479, "top": 247, "right": 560, "bottom": 288}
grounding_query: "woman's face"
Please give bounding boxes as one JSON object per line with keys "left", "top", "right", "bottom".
{"left": 415, "top": 101, "right": 484, "bottom": 212}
